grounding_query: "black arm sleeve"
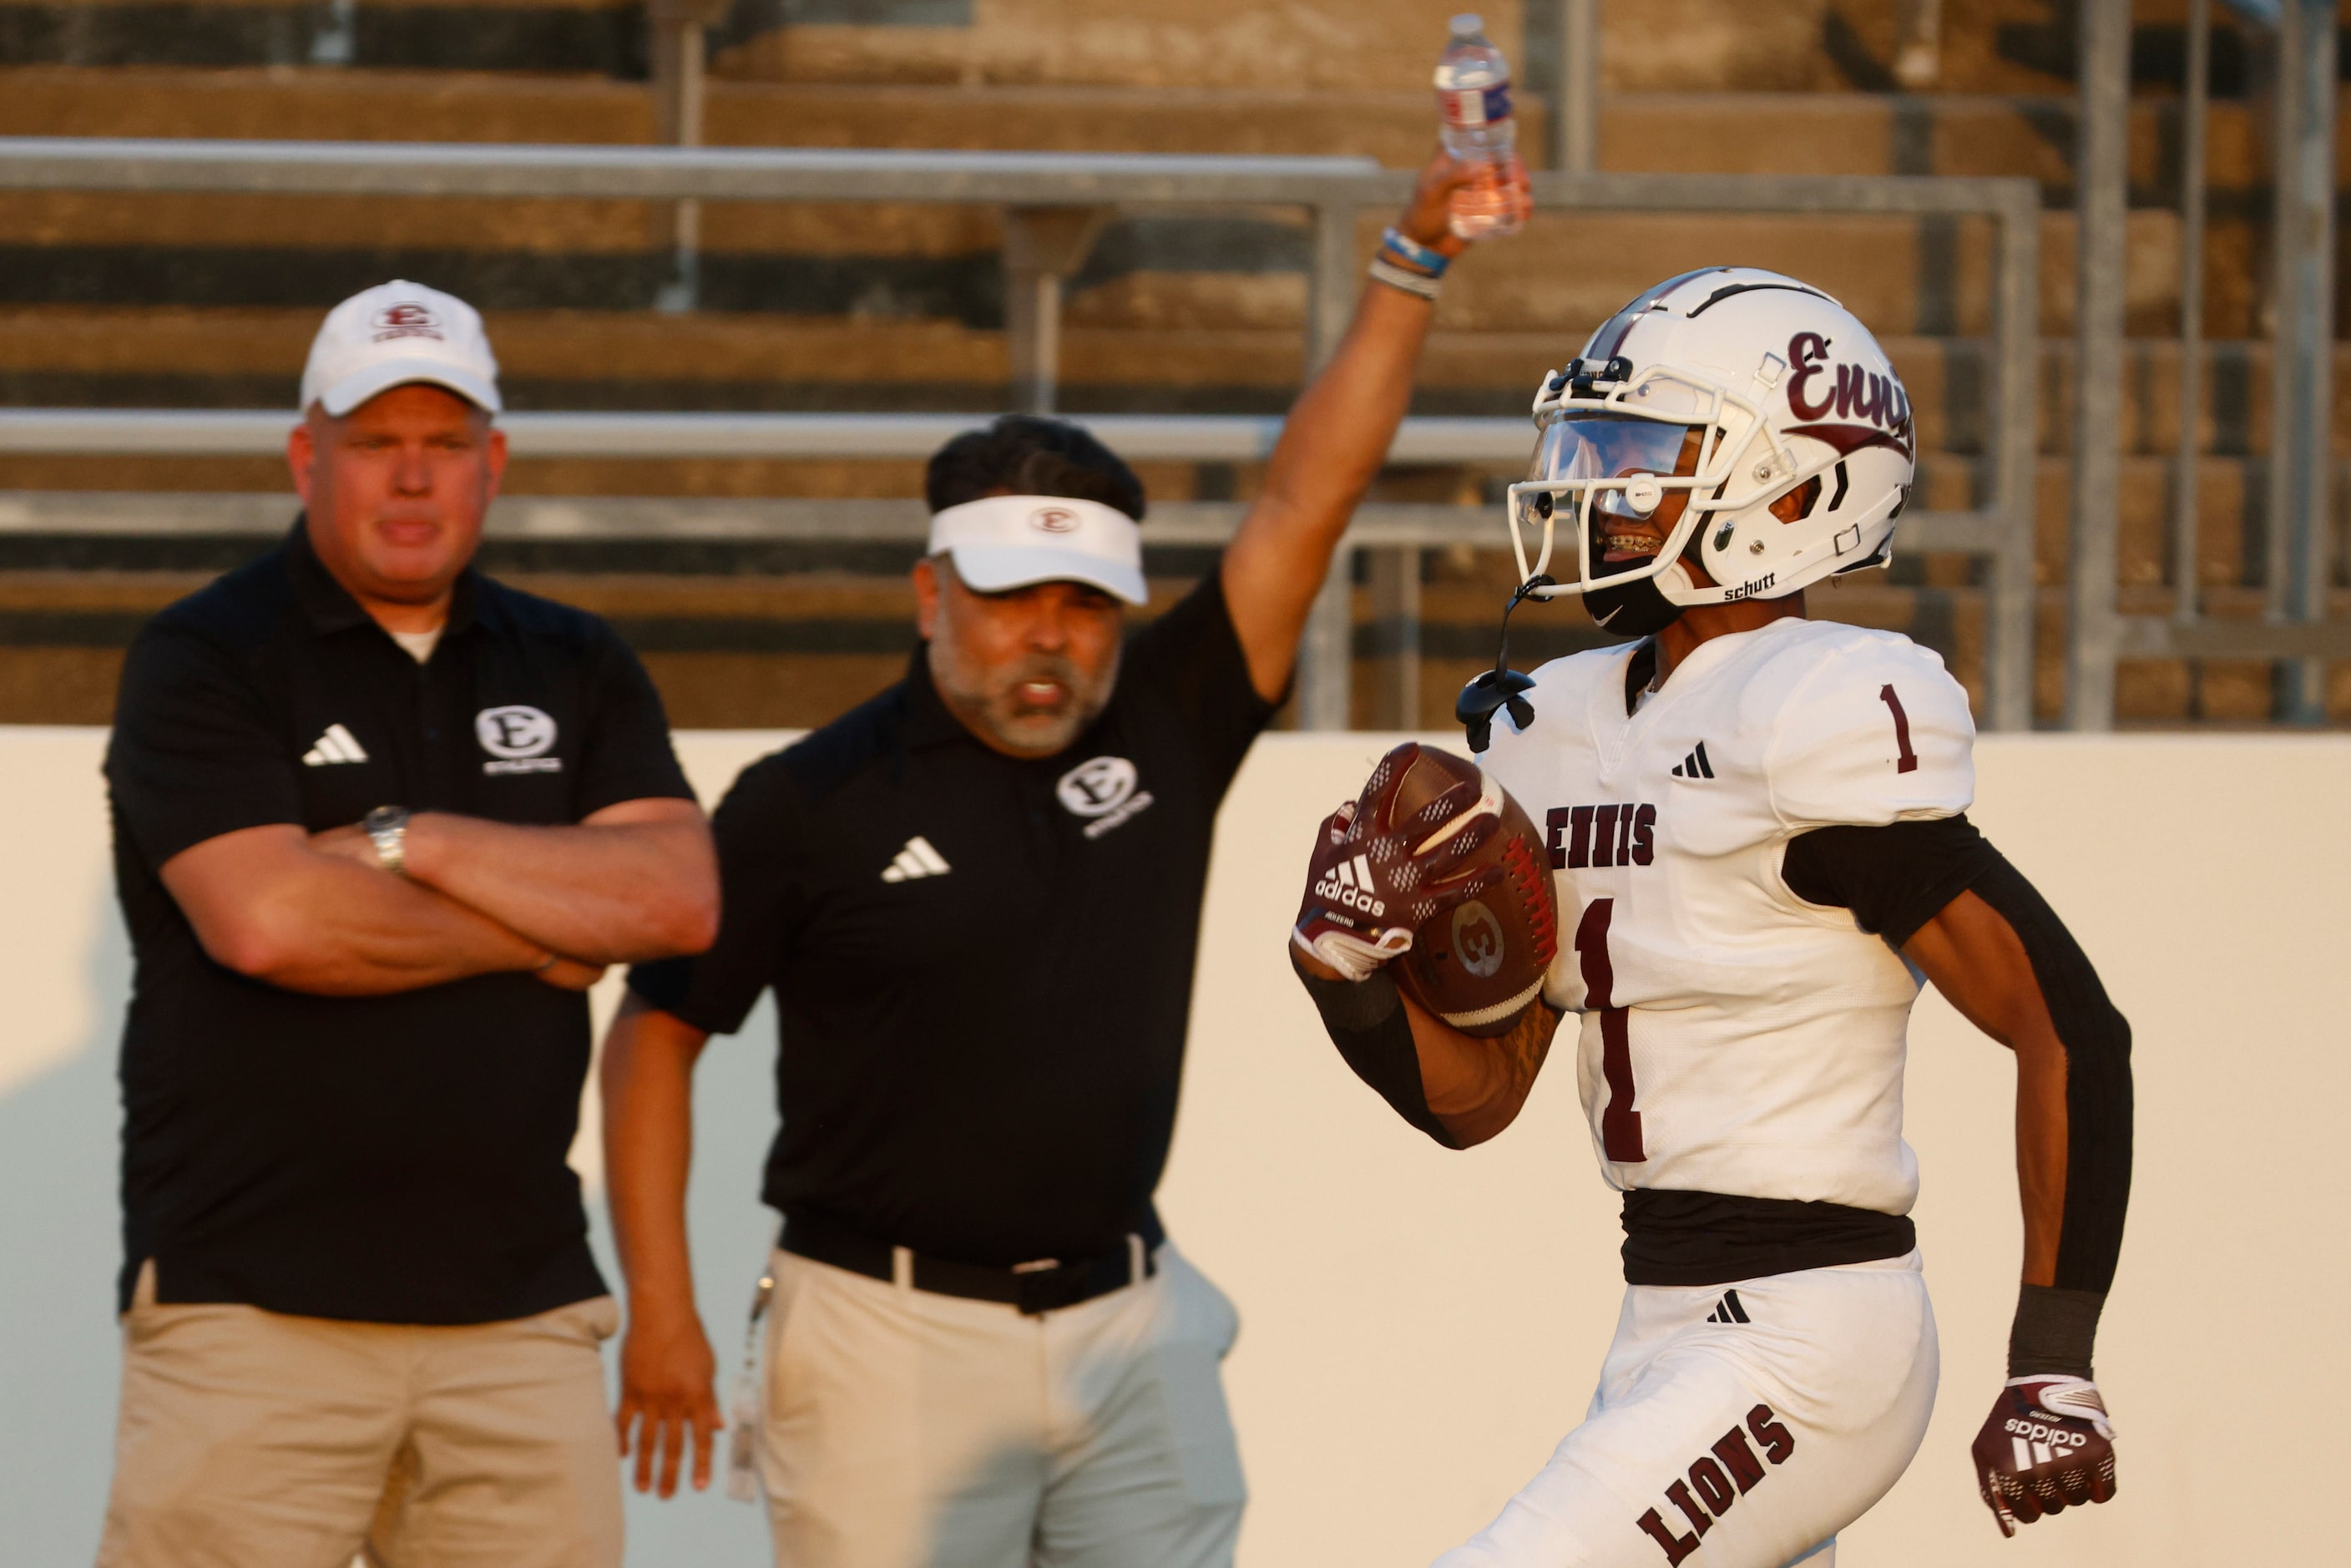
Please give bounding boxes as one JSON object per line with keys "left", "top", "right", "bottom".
{"left": 1292, "top": 960, "right": 1460, "bottom": 1150}
{"left": 1783, "top": 817, "right": 2134, "bottom": 1373}
{"left": 1782, "top": 813, "right": 2005, "bottom": 947}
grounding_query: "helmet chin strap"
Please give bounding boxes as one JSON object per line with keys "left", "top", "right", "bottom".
{"left": 1456, "top": 573, "right": 1554, "bottom": 753}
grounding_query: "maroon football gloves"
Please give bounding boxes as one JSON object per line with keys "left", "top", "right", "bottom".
{"left": 1971, "top": 1375, "right": 2117, "bottom": 1537}
{"left": 1292, "top": 766, "right": 1501, "bottom": 982}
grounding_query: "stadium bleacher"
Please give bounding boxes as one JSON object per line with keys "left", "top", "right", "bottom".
{"left": 0, "top": 0, "right": 2326, "bottom": 728}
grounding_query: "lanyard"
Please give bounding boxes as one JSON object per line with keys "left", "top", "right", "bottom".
{"left": 723, "top": 1242, "right": 778, "bottom": 1503}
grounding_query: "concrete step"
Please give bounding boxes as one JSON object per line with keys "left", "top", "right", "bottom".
{"left": 0, "top": 195, "right": 2196, "bottom": 359}
{"left": 0, "top": 0, "right": 645, "bottom": 74}
{"left": 0, "top": 65, "right": 2309, "bottom": 190}
{"left": 0, "top": 0, "right": 2276, "bottom": 99}
{"left": 0, "top": 301, "right": 2323, "bottom": 473}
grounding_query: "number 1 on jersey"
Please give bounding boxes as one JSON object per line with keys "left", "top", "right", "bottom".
{"left": 1573, "top": 897, "right": 1646, "bottom": 1163}
{"left": 1878, "top": 683, "right": 1919, "bottom": 773}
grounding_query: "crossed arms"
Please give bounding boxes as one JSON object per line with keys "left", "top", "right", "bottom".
{"left": 161, "top": 799, "right": 718, "bottom": 995}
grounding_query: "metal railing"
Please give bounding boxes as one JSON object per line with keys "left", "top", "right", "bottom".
{"left": 2074, "top": 0, "right": 2343, "bottom": 724}
{"left": 0, "top": 137, "right": 2040, "bottom": 729}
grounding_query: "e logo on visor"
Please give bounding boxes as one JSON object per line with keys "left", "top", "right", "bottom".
{"left": 1029, "top": 506, "right": 1081, "bottom": 534}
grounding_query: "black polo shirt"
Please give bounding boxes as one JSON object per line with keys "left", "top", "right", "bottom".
{"left": 629, "top": 569, "right": 1275, "bottom": 1269}
{"left": 104, "top": 521, "right": 693, "bottom": 1323}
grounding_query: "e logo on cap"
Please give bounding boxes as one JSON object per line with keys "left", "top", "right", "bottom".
{"left": 372, "top": 301, "right": 446, "bottom": 343}
{"left": 1029, "top": 506, "right": 1080, "bottom": 534}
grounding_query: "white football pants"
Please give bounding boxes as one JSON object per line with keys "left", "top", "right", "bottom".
{"left": 756, "top": 1242, "right": 1246, "bottom": 1568}
{"left": 1434, "top": 1250, "right": 1938, "bottom": 1568}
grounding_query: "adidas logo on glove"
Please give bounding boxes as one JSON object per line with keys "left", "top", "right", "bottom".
{"left": 1313, "top": 854, "right": 1386, "bottom": 918}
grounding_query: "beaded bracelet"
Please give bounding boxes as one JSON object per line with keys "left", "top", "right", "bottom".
{"left": 1378, "top": 225, "right": 1451, "bottom": 278}
{"left": 1368, "top": 256, "right": 1443, "bottom": 301}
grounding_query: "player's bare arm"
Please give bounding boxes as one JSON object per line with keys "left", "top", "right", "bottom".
{"left": 161, "top": 822, "right": 589, "bottom": 994}
{"left": 1405, "top": 990, "right": 1561, "bottom": 1146}
{"left": 311, "top": 797, "right": 718, "bottom": 966}
{"left": 599, "top": 990, "right": 726, "bottom": 1499}
{"left": 1220, "top": 150, "right": 1479, "bottom": 701}
{"left": 1291, "top": 743, "right": 1563, "bottom": 1148}
{"left": 1903, "top": 888, "right": 2071, "bottom": 1283}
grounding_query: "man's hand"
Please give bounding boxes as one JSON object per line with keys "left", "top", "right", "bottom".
{"left": 1971, "top": 1375, "right": 2117, "bottom": 1537}
{"left": 615, "top": 1303, "right": 726, "bottom": 1499}
{"left": 1292, "top": 768, "right": 1499, "bottom": 981}
{"left": 309, "top": 821, "right": 383, "bottom": 870}
{"left": 534, "top": 955, "right": 607, "bottom": 991}
{"left": 1393, "top": 149, "right": 1512, "bottom": 262}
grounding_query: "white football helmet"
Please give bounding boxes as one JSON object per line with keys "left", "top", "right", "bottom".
{"left": 1504, "top": 267, "right": 1915, "bottom": 634}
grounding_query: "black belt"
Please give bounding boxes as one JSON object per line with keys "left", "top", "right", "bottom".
{"left": 1620, "top": 1189, "right": 1915, "bottom": 1287}
{"left": 781, "top": 1209, "right": 1164, "bottom": 1316}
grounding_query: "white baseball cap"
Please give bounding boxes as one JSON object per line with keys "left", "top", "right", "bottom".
{"left": 928, "top": 494, "right": 1146, "bottom": 605}
{"left": 300, "top": 280, "right": 502, "bottom": 417}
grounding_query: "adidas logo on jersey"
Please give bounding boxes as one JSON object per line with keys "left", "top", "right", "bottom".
{"left": 1669, "top": 742, "right": 1715, "bottom": 780}
{"left": 301, "top": 724, "right": 368, "bottom": 766}
{"left": 1635, "top": 1404, "right": 1798, "bottom": 1565}
{"left": 1313, "top": 855, "right": 1385, "bottom": 918}
{"left": 1702, "top": 1288, "right": 1749, "bottom": 1324}
{"left": 1545, "top": 802, "right": 1657, "bottom": 870}
{"left": 880, "top": 836, "right": 950, "bottom": 883}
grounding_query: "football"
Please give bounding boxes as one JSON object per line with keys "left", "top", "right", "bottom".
{"left": 1365, "top": 742, "right": 1560, "bottom": 1037}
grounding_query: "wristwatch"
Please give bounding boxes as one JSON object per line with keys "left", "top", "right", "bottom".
{"left": 362, "top": 805, "right": 411, "bottom": 877}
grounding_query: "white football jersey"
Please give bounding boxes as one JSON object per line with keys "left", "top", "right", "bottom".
{"left": 1479, "top": 616, "right": 1974, "bottom": 1216}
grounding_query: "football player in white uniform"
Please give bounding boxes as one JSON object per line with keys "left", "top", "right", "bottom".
{"left": 1287, "top": 269, "right": 2133, "bottom": 1566}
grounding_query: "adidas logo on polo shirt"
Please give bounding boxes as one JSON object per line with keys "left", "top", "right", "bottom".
{"left": 302, "top": 724, "right": 369, "bottom": 766}
{"left": 881, "top": 836, "right": 950, "bottom": 883}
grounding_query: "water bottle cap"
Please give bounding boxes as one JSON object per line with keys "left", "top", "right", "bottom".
{"left": 1449, "top": 13, "right": 1484, "bottom": 34}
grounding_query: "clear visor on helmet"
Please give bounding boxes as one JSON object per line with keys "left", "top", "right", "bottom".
{"left": 1529, "top": 416, "right": 1705, "bottom": 519}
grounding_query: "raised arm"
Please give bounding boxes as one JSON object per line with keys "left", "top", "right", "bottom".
{"left": 321, "top": 797, "right": 719, "bottom": 966}
{"left": 600, "top": 989, "right": 725, "bottom": 1499}
{"left": 161, "top": 822, "right": 589, "bottom": 994}
{"left": 1220, "top": 152, "right": 1484, "bottom": 701}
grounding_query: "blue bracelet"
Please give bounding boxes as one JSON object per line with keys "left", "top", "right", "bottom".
{"left": 1379, "top": 226, "right": 1450, "bottom": 278}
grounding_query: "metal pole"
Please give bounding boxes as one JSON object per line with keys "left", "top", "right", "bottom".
{"left": 1298, "top": 198, "right": 1363, "bottom": 729}
{"left": 1368, "top": 545, "right": 1422, "bottom": 728}
{"left": 2172, "top": 0, "right": 2211, "bottom": 626}
{"left": 2065, "top": 0, "right": 2131, "bottom": 731}
{"left": 1989, "top": 184, "right": 2042, "bottom": 731}
{"left": 649, "top": 1, "right": 726, "bottom": 313}
{"left": 2268, "top": 0, "right": 2336, "bottom": 722}
{"left": 1554, "top": 0, "right": 1600, "bottom": 175}
{"left": 999, "top": 206, "right": 1107, "bottom": 415}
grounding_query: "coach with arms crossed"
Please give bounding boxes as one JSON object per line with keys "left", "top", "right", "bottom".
{"left": 97, "top": 281, "right": 717, "bottom": 1567}
{"left": 601, "top": 152, "right": 1509, "bottom": 1566}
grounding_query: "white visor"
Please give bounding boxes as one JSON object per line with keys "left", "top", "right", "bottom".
{"left": 928, "top": 494, "right": 1146, "bottom": 605}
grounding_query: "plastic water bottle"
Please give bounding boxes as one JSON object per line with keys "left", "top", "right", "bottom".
{"left": 1433, "top": 13, "right": 1528, "bottom": 240}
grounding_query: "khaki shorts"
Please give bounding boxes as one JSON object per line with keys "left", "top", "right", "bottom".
{"left": 96, "top": 1260, "right": 623, "bottom": 1568}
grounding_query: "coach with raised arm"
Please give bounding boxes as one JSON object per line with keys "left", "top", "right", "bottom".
{"left": 601, "top": 151, "right": 1511, "bottom": 1567}
{"left": 95, "top": 281, "right": 717, "bottom": 1567}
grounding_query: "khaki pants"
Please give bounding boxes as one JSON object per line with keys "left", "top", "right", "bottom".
{"left": 96, "top": 1261, "right": 623, "bottom": 1568}
{"left": 760, "top": 1242, "right": 1247, "bottom": 1568}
